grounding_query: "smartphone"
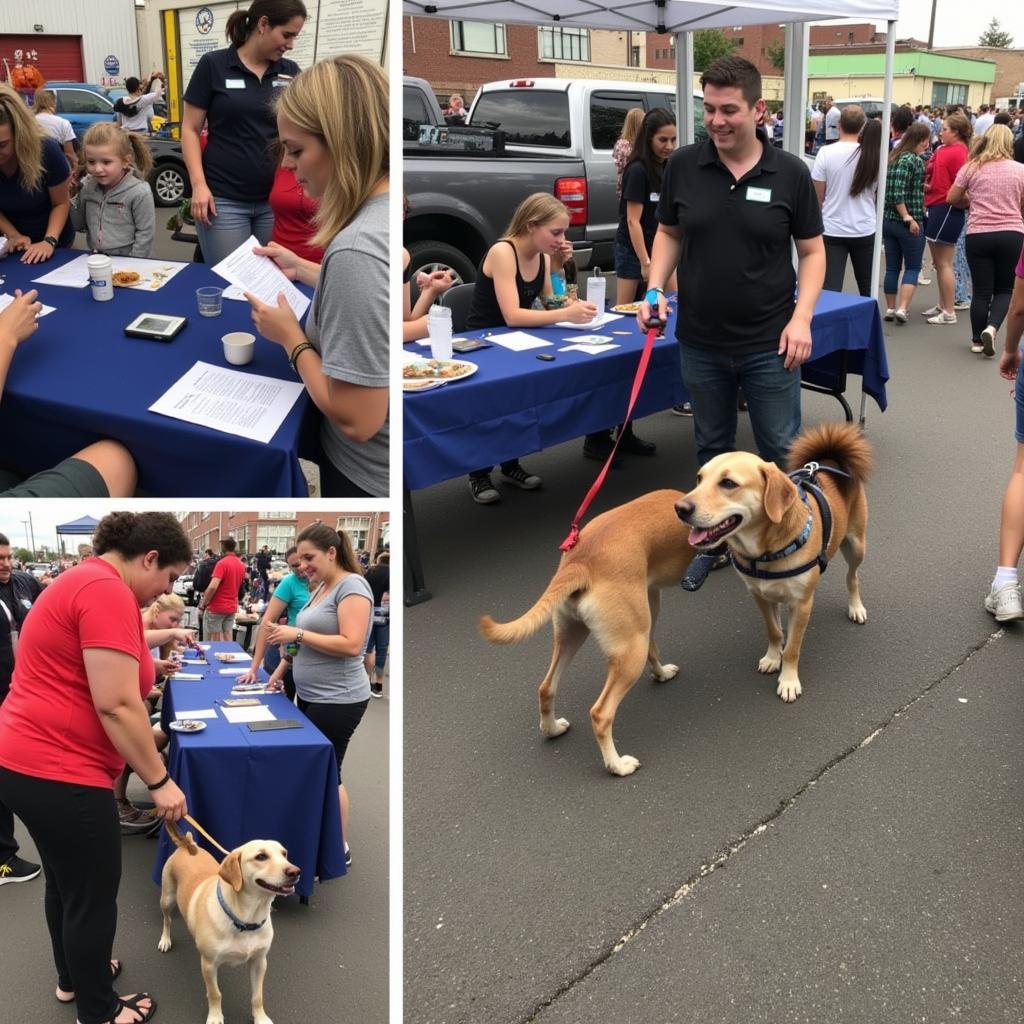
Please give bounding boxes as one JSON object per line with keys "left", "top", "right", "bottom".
{"left": 452, "top": 338, "right": 492, "bottom": 354}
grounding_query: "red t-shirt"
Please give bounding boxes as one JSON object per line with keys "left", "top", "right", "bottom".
{"left": 269, "top": 165, "right": 325, "bottom": 265}
{"left": 0, "top": 559, "right": 153, "bottom": 789}
{"left": 924, "top": 142, "right": 967, "bottom": 207}
{"left": 208, "top": 553, "right": 244, "bottom": 613}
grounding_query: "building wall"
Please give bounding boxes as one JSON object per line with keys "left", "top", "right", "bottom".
{"left": 809, "top": 23, "right": 882, "bottom": 47}
{"left": 721, "top": 25, "right": 786, "bottom": 77}
{"left": 180, "top": 511, "right": 389, "bottom": 557}
{"left": 933, "top": 47, "right": 1024, "bottom": 103}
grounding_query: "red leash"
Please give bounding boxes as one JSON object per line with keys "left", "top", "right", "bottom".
{"left": 559, "top": 323, "right": 662, "bottom": 551}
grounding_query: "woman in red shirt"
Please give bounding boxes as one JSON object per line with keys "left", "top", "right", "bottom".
{"left": 269, "top": 163, "right": 325, "bottom": 264}
{"left": 0, "top": 512, "right": 191, "bottom": 1024}
{"left": 922, "top": 113, "right": 972, "bottom": 324}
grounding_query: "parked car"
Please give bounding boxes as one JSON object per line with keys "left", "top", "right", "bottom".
{"left": 38, "top": 82, "right": 116, "bottom": 141}
{"left": 173, "top": 572, "right": 197, "bottom": 606}
{"left": 268, "top": 559, "right": 290, "bottom": 582}
{"left": 145, "top": 134, "right": 191, "bottom": 207}
{"left": 26, "top": 562, "right": 51, "bottom": 579}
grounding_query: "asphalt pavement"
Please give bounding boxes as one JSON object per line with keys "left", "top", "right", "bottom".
{"left": 404, "top": 275, "right": 1024, "bottom": 1023}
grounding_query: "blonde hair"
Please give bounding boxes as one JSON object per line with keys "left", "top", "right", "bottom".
{"left": 502, "top": 193, "right": 571, "bottom": 240}
{"left": 143, "top": 593, "right": 186, "bottom": 659}
{"left": 274, "top": 54, "right": 388, "bottom": 247}
{"left": 0, "top": 83, "right": 45, "bottom": 192}
{"left": 80, "top": 121, "right": 153, "bottom": 180}
{"left": 967, "top": 123, "right": 1014, "bottom": 166}
{"left": 33, "top": 90, "right": 57, "bottom": 115}
{"left": 619, "top": 107, "right": 645, "bottom": 147}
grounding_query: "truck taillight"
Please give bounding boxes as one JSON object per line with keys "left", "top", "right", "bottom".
{"left": 509, "top": 79, "right": 535, "bottom": 88}
{"left": 555, "top": 177, "right": 587, "bottom": 226}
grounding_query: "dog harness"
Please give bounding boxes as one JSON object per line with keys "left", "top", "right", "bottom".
{"left": 729, "top": 463, "right": 848, "bottom": 581}
{"left": 216, "top": 881, "right": 267, "bottom": 931}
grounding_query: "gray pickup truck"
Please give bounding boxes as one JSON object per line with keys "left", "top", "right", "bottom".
{"left": 403, "top": 76, "right": 591, "bottom": 283}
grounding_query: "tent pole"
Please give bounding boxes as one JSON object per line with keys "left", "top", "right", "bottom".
{"left": 782, "top": 21, "right": 808, "bottom": 158}
{"left": 679, "top": 31, "right": 694, "bottom": 146}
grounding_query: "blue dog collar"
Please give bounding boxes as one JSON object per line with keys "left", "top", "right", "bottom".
{"left": 216, "top": 881, "right": 267, "bottom": 931}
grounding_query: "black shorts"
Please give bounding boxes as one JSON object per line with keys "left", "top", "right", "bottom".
{"left": 297, "top": 697, "right": 369, "bottom": 783}
{"left": 924, "top": 203, "right": 965, "bottom": 246}
{"left": 0, "top": 457, "right": 109, "bottom": 497}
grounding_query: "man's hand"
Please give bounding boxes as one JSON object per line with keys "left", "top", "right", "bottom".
{"left": 999, "top": 346, "right": 1021, "bottom": 382}
{"left": 638, "top": 291, "right": 668, "bottom": 332}
{"left": 778, "top": 314, "right": 813, "bottom": 370}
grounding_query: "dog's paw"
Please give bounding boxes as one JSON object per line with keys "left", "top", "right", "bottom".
{"left": 205, "top": 1014, "right": 225, "bottom": 1024}
{"left": 157, "top": 936, "right": 172, "bottom": 953}
{"left": 652, "top": 663, "right": 679, "bottom": 681}
{"left": 606, "top": 755, "right": 641, "bottom": 776}
{"left": 758, "top": 651, "right": 782, "bottom": 674}
{"left": 541, "top": 717, "right": 570, "bottom": 738}
{"left": 776, "top": 677, "right": 802, "bottom": 702}
{"left": 848, "top": 603, "right": 867, "bottom": 624}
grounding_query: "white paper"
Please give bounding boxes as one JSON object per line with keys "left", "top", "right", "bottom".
{"left": 221, "top": 704, "right": 277, "bottom": 723}
{"left": 556, "top": 312, "right": 624, "bottom": 330}
{"left": 32, "top": 254, "right": 188, "bottom": 291}
{"left": 562, "top": 335, "right": 613, "bottom": 345}
{"left": 148, "top": 361, "right": 305, "bottom": 444}
{"left": 222, "top": 284, "right": 246, "bottom": 301}
{"left": 175, "top": 708, "right": 217, "bottom": 720}
{"left": 0, "top": 292, "right": 56, "bottom": 317}
{"left": 218, "top": 667, "right": 250, "bottom": 676}
{"left": 171, "top": 672, "right": 204, "bottom": 680}
{"left": 558, "top": 344, "right": 621, "bottom": 355}
{"left": 211, "top": 235, "right": 310, "bottom": 320}
{"left": 486, "top": 331, "right": 552, "bottom": 352}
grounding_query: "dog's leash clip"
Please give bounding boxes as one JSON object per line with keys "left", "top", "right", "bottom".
{"left": 559, "top": 523, "right": 581, "bottom": 552}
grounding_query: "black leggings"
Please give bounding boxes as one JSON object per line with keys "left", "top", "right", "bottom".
{"left": 0, "top": 767, "right": 121, "bottom": 1024}
{"left": 965, "top": 230, "right": 1024, "bottom": 340}
{"left": 823, "top": 234, "right": 875, "bottom": 297}
{"left": 296, "top": 697, "right": 368, "bottom": 783}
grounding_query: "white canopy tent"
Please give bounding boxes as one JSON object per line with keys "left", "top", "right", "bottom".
{"left": 405, "top": 0, "right": 901, "bottom": 418}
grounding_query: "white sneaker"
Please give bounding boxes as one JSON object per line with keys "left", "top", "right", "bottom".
{"left": 970, "top": 341, "right": 984, "bottom": 354}
{"left": 953, "top": 300, "right": 971, "bottom": 310}
{"left": 927, "top": 311, "right": 957, "bottom": 325}
{"left": 920, "top": 305, "right": 941, "bottom": 317}
{"left": 981, "top": 325, "right": 996, "bottom": 358}
{"left": 884, "top": 308, "right": 895, "bottom": 322}
{"left": 918, "top": 275, "right": 932, "bottom": 285}
{"left": 984, "top": 582, "right": 1024, "bottom": 622}
{"left": 894, "top": 309, "right": 909, "bottom": 324}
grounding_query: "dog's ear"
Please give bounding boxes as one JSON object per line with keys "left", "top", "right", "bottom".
{"left": 761, "top": 464, "right": 798, "bottom": 524}
{"left": 219, "top": 850, "right": 244, "bottom": 893}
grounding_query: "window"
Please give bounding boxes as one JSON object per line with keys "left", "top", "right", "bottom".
{"left": 236, "top": 527, "right": 247, "bottom": 553}
{"left": 590, "top": 91, "right": 646, "bottom": 149}
{"left": 471, "top": 91, "right": 571, "bottom": 147}
{"left": 450, "top": 21, "right": 507, "bottom": 56}
{"left": 57, "top": 89, "right": 113, "bottom": 114}
{"left": 658, "top": 93, "right": 709, "bottom": 142}
{"left": 540, "top": 26, "right": 590, "bottom": 62}
{"left": 931, "top": 82, "right": 968, "bottom": 106}
{"left": 630, "top": 45, "right": 641, "bottom": 68}
{"left": 338, "top": 516, "right": 372, "bottom": 551}
{"left": 263, "top": 512, "right": 296, "bottom": 519}
{"left": 256, "top": 524, "right": 296, "bottom": 552}
{"left": 403, "top": 84, "right": 435, "bottom": 141}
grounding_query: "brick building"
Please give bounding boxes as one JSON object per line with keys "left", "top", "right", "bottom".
{"left": 933, "top": 47, "right": 1024, "bottom": 104}
{"left": 809, "top": 23, "right": 884, "bottom": 48}
{"left": 178, "top": 511, "right": 390, "bottom": 560}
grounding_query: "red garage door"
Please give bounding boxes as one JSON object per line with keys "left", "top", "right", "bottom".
{"left": 0, "top": 35, "right": 83, "bottom": 85}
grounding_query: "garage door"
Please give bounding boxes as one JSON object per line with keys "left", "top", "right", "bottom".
{"left": 0, "top": 34, "right": 84, "bottom": 85}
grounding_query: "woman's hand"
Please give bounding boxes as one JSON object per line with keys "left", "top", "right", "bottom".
{"left": 0, "top": 289, "right": 43, "bottom": 345}
{"left": 266, "top": 623, "right": 299, "bottom": 645}
{"left": 6, "top": 233, "right": 32, "bottom": 254}
{"left": 235, "top": 664, "right": 260, "bottom": 685}
{"left": 415, "top": 269, "right": 454, "bottom": 296}
{"left": 190, "top": 182, "right": 217, "bottom": 227}
{"left": 565, "top": 299, "right": 599, "bottom": 324}
{"left": 245, "top": 292, "right": 304, "bottom": 349}
{"left": 20, "top": 241, "right": 55, "bottom": 264}
{"left": 907, "top": 218, "right": 920, "bottom": 236}
{"left": 153, "top": 658, "right": 179, "bottom": 677}
{"left": 550, "top": 239, "right": 573, "bottom": 273}
{"left": 999, "top": 347, "right": 1021, "bottom": 382}
{"left": 252, "top": 241, "right": 300, "bottom": 280}
{"left": 150, "top": 778, "right": 187, "bottom": 823}
{"left": 169, "top": 628, "right": 196, "bottom": 645}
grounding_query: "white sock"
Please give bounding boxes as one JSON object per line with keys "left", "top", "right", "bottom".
{"left": 993, "top": 566, "right": 1019, "bottom": 589}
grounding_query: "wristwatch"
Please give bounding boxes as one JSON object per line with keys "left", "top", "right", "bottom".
{"left": 43, "top": 235, "right": 58, "bottom": 248}
{"left": 295, "top": 629, "right": 304, "bottom": 645}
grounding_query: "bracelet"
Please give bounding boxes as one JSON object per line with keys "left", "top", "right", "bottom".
{"left": 146, "top": 771, "right": 171, "bottom": 791}
{"left": 43, "top": 235, "right": 58, "bottom": 248}
{"left": 289, "top": 341, "right": 314, "bottom": 371}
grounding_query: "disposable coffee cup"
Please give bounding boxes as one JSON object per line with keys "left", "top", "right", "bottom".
{"left": 87, "top": 254, "right": 113, "bottom": 302}
{"left": 222, "top": 331, "right": 255, "bottom": 366}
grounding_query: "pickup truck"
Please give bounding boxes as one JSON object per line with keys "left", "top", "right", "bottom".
{"left": 403, "top": 76, "right": 590, "bottom": 283}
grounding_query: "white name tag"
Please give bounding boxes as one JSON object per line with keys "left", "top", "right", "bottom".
{"left": 225, "top": 78, "right": 246, "bottom": 89}
{"left": 272, "top": 80, "right": 288, "bottom": 87}
{"left": 746, "top": 186, "right": 772, "bottom": 203}
{"left": 649, "top": 192, "right": 660, "bottom": 203}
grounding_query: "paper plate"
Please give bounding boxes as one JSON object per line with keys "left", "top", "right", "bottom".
{"left": 170, "top": 719, "right": 207, "bottom": 733}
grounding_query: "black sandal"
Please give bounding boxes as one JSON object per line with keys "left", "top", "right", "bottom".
{"left": 56, "top": 959, "right": 123, "bottom": 1003}
{"left": 77, "top": 993, "right": 157, "bottom": 1024}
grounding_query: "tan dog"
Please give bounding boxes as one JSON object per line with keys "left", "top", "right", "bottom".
{"left": 480, "top": 489, "right": 697, "bottom": 776}
{"left": 676, "top": 422, "right": 872, "bottom": 703}
{"left": 158, "top": 829, "right": 300, "bottom": 1024}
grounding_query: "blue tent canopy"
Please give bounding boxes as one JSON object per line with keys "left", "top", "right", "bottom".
{"left": 56, "top": 516, "right": 99, "bottom": 535}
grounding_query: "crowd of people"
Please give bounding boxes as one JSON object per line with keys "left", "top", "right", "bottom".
{"left": 0, "top": 511, "right": 388, "bottom": 1024}
{"left": 0, "top": 0, "right": 390, "bottom": 498}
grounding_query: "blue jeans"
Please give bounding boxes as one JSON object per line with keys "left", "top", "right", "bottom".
{"left": 679, "top": 344, "right": 801, "bottom": 467}
{"left": 882, "top": 218, "right": 926, "bottom": 294}
{"left": 195, "top": 197, "right": 274, "bottom": 266}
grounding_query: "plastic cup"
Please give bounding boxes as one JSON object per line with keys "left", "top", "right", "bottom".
{"left": 222, "top": 331, "right": 255, "bottom": 366}
{"left": 197, "top": 286, "right": 224, "bottom": 317}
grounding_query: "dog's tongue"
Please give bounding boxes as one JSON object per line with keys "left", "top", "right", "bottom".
{"left": 688, "top": 527, "right": 710, "bottom": 546}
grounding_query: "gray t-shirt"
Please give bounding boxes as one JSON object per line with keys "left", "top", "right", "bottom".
{"left": 306, "top": 194, "right": 389, "bottom": 496}
{"left": 293, "top": 573, "right": 373, "bottom": 704}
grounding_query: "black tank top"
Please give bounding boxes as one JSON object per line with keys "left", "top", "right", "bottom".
{"left": 466, "top": 239, "right": 546, "bottom": 330}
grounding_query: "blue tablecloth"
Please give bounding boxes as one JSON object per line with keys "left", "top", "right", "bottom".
{"left": 0, "top": 249, "right": 316, "bottom": 495}
{"left": 153, "top": 642, "right": 345, "bottom": 898}
{"left": 404, "top": 291, "right": 888, "bottom": 490}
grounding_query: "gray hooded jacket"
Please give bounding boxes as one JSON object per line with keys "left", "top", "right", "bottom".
{"left": 70, "top": 171, "right": 155, "bottom": 258}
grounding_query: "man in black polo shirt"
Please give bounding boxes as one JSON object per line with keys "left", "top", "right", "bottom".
{"left": 642, "top": 56, "right": 824, "bottom": 473}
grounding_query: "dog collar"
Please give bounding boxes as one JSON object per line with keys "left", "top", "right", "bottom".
{"left": 216, "top": 882, "right": 267, "bottom": 931}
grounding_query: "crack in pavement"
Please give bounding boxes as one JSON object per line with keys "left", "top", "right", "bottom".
{"left": 523, "top": 628, "right": 1006, "bottom": 1024}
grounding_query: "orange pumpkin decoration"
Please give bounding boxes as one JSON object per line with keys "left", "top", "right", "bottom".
{"left": 11, "top": 65, "right": 45, "bottom": 91}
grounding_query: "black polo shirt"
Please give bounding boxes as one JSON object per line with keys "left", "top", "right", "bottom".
{"left": 657, "top": 130, "right": 822, "bottom": 355}
{"left": 616, "top": 161, "right": 661, "bottom": 251}
{"left": 184, "top": 47, "right": 300, "bottom": 203}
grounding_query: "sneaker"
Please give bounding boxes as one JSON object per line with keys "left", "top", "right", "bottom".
{"left": 582, "top": 433, "right": 622, "bottom": 467}
{"left": 926, "top": 311, "right": 957, "bottom": 325}
{"left": 884, "top": 308, "right": 895, "bottom": 322}
{"left": 370, "top": 682, "right": 383, "bottom": 699}
{"left": 671, "top": 402, "right": 693, "bottom": 416}
{"left": 0, "top": 855, "right": 41, "bottom": 884}
{"left": 970, "top": 341, "right": 984, "bottom": 354}
{"left": 984, "top": 582, "right": 1024, "bottom": 622}
{"left": 616, "top": 426, "right": 657, "bottom": 456}
{"left": 345, "top": 843, "right": 352, "bottom": 868}
{"left": 918, "top": 275, "right": 932, "bottom": 285}
{"left": 981, "top": 325, "right": 996, "bottom": 358}
{"left": 500, "top": 462, "right": 542, "bottom": 490}
{"left": 920, "top": 305, "right": 941, "bottom": 317}
{"left": 953, "top": 300, "right": 971, "bottom": 310}
{"left": 469, "top": 474, "right": 500, "bottom": 504}
{"left": 118, "top": 800, "right": 155, "bottom": 833}
{"left": 893, "top": 309, "right": 909, "bottom": 324}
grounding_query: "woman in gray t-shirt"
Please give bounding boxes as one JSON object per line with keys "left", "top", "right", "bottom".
{"left": 266, "top": 522, "right": 372, "bottom": 865}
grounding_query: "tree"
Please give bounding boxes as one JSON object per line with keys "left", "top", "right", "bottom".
{"left": 13, "top": 548, "right": 32, "bottom": 564}
{"left": 978, "top": 18, "right": 1013, "bottom": 47}
{"left": 766, "top": 39, "right": 785, "bottom": 73}
{"left": 693, "top": 29, "right": 737, "bottom": 72}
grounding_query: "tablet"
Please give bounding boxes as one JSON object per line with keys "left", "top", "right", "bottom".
{"left": 247, "top": 719, "right": 303, "bottom": 732}
{"left": 125, "top": 312, "right": 188, "bottom": 341}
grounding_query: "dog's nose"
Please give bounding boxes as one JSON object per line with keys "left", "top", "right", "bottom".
{"left": 675, "top": 499, "right": 695, "bottom": 522}
{"left": 285, "top": 865, "right": 300, "bottom": 880}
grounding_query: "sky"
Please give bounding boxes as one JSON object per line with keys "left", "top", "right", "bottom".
{"left": 0, "top": 506, "right": 104, "bottom": 556}
{"left": 847, "top": 2, "right": 1012, "bottom": 48}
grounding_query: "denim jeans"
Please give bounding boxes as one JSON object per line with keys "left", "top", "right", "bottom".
{"left": 194, "top": 197, "right": 274, "bottom": 266}
{"left": 679, "top": 344, "right": 801, "bottom": 467}
{"left": 953, "top": 218, "right": 971, "bottom": 304}
{"left": 882, "top": 218, "right": 926, "bottom": 294}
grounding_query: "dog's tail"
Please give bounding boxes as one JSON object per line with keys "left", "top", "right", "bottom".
{"left": 788, "top": 421, "right": 872, "bottom": 491}
{"left": 164, "top": 818, "right": 201, "bottom": 856}
{"left": 479, "top": 563, "right": 590, "bottom": 644}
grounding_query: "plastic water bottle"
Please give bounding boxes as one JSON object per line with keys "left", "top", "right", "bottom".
{"left": 585, "top": 266, "right": 606, "bottom": 317}
{"left": 87, "top": 254, "right": 113, "bottom": 302}
{"left": 428, "top": 304, "right": 453, "bottom": 361}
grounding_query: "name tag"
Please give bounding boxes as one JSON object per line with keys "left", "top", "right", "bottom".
{"left": 225, "top": 78, "right": 246, "bottom": 89}
{"left": 272, "top": 79, "right": 289, "bottom": 87}
{"left": 649, "top": 192, "right": 660, "bottom": 203}
{"left": 746, "top": 186, "right": 772, "bottom": 203}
